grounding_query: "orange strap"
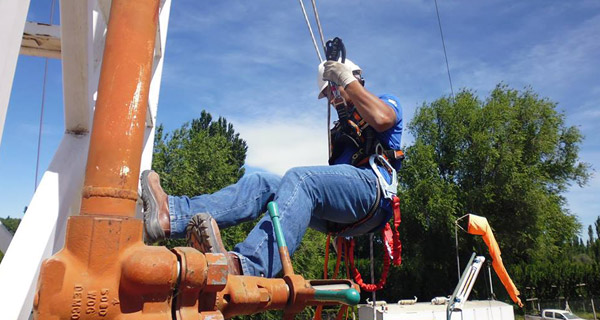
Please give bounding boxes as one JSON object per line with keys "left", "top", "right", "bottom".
{"left": 314, "top": 235, "right": 332, "bottom": 320}
{"left": 316, "top": 236, "right": 353, "bottom": 320}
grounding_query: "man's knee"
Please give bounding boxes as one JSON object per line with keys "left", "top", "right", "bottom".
{"left": 246, "top": 171, "right": 281, "bottom": 189}
{"left": 281, "top": 167, "right": 312, "bottom": 183}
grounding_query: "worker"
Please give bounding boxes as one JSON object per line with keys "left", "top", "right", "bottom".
{"left": 141, "top": 59, "right": 403, "bottom": 277}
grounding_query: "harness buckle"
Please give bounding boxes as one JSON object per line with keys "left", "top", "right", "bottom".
{"left": 369, "top": 154, "right": 398, "bottom": 201}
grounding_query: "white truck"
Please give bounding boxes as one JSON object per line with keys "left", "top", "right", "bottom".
{"left": 524, "top": 309, "right": 584, "bottom": 320}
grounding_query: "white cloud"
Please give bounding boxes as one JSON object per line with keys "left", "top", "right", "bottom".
{"left": 233, "top": 114, "right": 329, "bottom": 176}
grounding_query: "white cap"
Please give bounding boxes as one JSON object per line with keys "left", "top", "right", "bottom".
{"left": 317, "top": 59, "right": 361, "bottom": 99}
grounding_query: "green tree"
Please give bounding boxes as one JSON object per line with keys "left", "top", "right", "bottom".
{"left": 0, "top": 216, "right": 21, "bottom": 262}
{"left": 152, "top": 111, "right": 249, "bottom": 249}
{"left": 397, "top": 84, "right": 590, "bottom": 300}
{"left": 0, "top": 216, "right": 21, "bottom": 234}
{"left": 153, "top": 110, "right": 247, "bottom": 197}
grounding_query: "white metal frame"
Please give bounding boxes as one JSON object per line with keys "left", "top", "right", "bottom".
{"left": 0, "top": 0, "right": 32, "bottom": 150}
{"left": 447, "top": 254, "right": 486, "bottom": 320}
{"left": 0, "top": 0, "right": 172, "bottom": 318}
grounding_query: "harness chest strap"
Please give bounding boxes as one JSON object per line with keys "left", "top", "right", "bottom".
{"left": 329, "top": 103, "right": 404, "bottom": 168}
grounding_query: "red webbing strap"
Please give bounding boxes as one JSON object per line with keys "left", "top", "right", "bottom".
{"left": 391, "top": 196, "right": 402, "bottom": 266}
{"left": 346, "top": 196, "right": 403, "bottom": 292}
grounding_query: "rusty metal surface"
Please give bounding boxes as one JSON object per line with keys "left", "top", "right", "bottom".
{"left": 216, "top": 275, "right": 289, "bottom": 318}
{"left": 80, "top": 0, "right": 160, "bottom": 217}
{"left": 204, "top": 253, "right": 228, "bottom": 292}
{"left": 279, "top": 246, "right": 295, "bottom": 277}
{"left": 172, "top": 247, "right": 208, "bottom": 320}
{"left": 34, "top": 216, "right": 178, "bottom": 319}
{"left": 34, "top": 216, "right": 357, "bottom": 319}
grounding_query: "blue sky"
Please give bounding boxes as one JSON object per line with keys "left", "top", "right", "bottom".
{"left": 1, "top": 0, "right": 599, "bottom": 238}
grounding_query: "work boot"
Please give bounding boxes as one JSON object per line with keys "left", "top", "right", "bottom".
{"left": 140, "top": 170, "right": 171, "bottom": 243}
{"left": 186, "top": 213, "right": 243, "bottom": 275}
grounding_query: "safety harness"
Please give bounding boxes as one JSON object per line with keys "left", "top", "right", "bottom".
{"left": 326, "top": 98, "right": 404, "bottom": 292}
{"left": 328, "top": 101, "right": 405, "bottom": 168}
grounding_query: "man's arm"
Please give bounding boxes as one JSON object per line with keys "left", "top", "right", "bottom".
{"left": 343, "top": 81, "right": 396, "bottom": 132}
{"left": 322, "top": 60, "right": 397, "bottom": 132}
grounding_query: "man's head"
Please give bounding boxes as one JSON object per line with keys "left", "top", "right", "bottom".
{"left": 317, "top": 59, "right": 362, "bottom": 99}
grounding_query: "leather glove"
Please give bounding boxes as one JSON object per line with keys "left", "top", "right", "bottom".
{"left": 323, "top": 61, "right": 357, "bottom": 88}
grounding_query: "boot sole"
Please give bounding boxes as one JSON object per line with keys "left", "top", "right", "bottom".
{"left": 186, "top": 213, "right": 227, "bottom": 254}
{"left": 140, "top": 170, "right": 166, "bottom": 243}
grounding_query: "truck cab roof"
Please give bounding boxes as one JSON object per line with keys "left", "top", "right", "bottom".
{"left": 542, "top": 309, "right": 583, "bottom": 319}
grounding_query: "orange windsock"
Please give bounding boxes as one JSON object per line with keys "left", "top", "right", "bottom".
{"left": 466, "top": 214, "right": 523, "bottom": 307}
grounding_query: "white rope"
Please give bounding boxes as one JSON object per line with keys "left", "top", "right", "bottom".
{"left": 310, "top": 0, "right": 326, "bottom": 51}
{"left": 296, "top": 0, "right": 331, "bottom": 162}
{"left": 297, "top": 0, "right": 323, "bottom": 62}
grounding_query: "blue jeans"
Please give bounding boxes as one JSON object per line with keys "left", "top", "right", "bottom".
{"left": 168, "top": 164, "right": 391, "bottom": 277}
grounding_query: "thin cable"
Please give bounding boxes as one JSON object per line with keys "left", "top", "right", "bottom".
{"left": 310, "top": 0, "right": 326, "bottom": 50}
{"left": 35, "top": 62, "right": 49, "bottom": 190}
{"left": 297, "top": 0, "right": 323, "bottom": 62}
{"left": 370, "top": 233, "right": 376, "bottom": 319}
{"left": 35, "top": 0, "right": 58, "bottom": 190}
{"left": 434, "top": 0, "right": 455, "bottom": 100}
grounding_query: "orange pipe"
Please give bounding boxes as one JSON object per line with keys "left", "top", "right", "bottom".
{"left": 81, "top": 0, "right": 160, "bottom": 216}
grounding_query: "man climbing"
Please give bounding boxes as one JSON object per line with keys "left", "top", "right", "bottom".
{"left": 141, "top": 58, "right": 403, "bottom": 278}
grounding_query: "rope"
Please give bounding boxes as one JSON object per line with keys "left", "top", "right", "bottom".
{"left": 35, "top": 0, "right": 58, "bottom": 190}
{"left": 297, "top": 0, "right": 323, "bottom": 62}
{"left": 433, "top": 0, "right": 455, "bottom": 101}
{"left": 296, "top": 0, "right": 329, "bottom": 158}
{"left": 309, "top": 0, "right": 326, "bottom": 50}
{"left": 369, "top": 233, "right": 377, "bottom": 319}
